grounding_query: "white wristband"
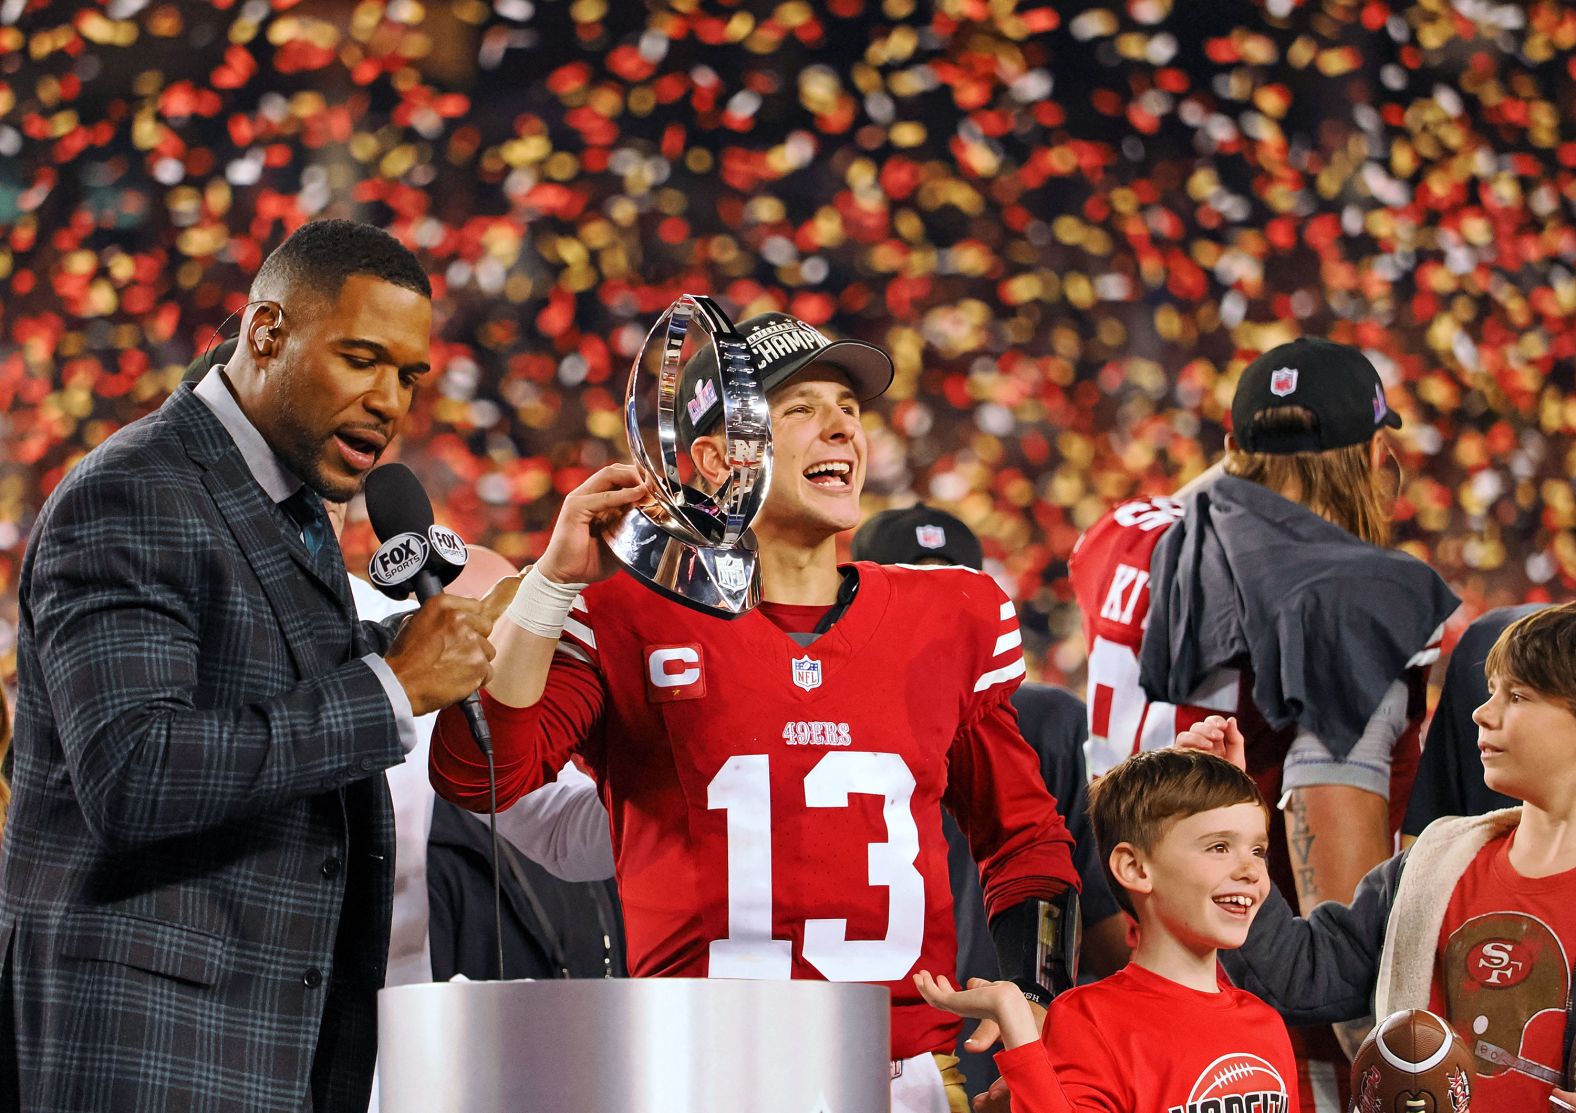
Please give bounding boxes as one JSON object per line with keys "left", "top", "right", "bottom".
{"left": 504, "top": 565, "right": 588, "bottom": 640}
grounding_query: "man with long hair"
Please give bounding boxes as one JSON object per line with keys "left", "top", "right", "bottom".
{"left": 1068, "top": 337, "right": 1459, "bottom": 1111}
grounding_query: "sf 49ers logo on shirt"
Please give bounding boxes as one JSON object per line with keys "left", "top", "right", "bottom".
{"left": 1467, "top": 938, "right": 1531, "bottom": 987}
{"left": 645, "top": 644, "right": 705, "bottom": 703}
{"left": 1168, "top": 1053, "right": 1288, "bottom": 1113}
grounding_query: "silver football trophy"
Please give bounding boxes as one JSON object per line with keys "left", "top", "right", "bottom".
{"left": 602, "top": 294, "right": 772, "bottom": 616}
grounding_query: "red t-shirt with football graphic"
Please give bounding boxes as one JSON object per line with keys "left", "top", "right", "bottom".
{"left": 430, "top": 562, "right": 1079, "bottom": 1060}
{"left": 1429, "top": 831, "right": 1576, "bottom": 1112}
{"left": 994, "top": 963, "right": 1300, "bottom": 1113}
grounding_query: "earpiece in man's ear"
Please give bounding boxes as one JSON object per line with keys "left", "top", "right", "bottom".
{"left": 251, "top": 303, "right": 285, "bottom": 357}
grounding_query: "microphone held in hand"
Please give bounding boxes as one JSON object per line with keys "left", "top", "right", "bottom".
{"left": 364, "top": 463, "right": 491, "bottom": 755}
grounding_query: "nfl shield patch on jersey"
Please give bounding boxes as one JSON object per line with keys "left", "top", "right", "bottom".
{"left": 790, "top": 654, "right": 822, "bottom": 691}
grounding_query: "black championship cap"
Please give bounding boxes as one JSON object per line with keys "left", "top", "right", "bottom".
{"left": 1232, "top": 337, "right": 1402, "bottom": 454}
{"left": 851, "top": 504, "right": 984, "bottom": 571}
{"left": 677, "top": 311, "right": 894, "bottom": 442}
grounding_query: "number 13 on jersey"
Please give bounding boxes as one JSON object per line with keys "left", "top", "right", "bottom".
{"left": 706, "top": 751, "right": 925, "bottom": 983}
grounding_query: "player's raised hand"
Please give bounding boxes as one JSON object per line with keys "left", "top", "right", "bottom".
{"left": 535, "top": 463, "right": 653, "bottom": 586}
{"left": 1175, "top": 714, "right": 1246, "bottom": 771}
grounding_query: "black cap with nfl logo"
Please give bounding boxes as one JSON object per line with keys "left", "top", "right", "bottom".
{"left": 1232, "top": 337, "right": 1402, "bottom": 454}
{"left": 677, "top": 311, "right": 894, "bottom": 442}
{"left": 851, "top": 504, "right": 985, "bottom": 571}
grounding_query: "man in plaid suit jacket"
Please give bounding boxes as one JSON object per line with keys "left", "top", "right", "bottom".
{"left": 0, "top": 221, "right": 501, "bottom": 1112}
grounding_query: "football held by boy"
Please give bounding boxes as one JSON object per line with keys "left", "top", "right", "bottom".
{"left": 430, "top": 312, "right": 1081, "bottom": 1113}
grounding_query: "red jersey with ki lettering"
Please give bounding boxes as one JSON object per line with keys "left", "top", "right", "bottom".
{"left": 430, "top": 562, "right": 1079, "bottom": 1060}
{"left": 1068, "top": 495, "right": 1209, "bottom": 776}
{"left": 993, "top": 963, "right": 1300, "bottom": 1113}
{"left": 1069, "top": 495, "right": 1435, "bottom": 1112}
{"left": 1428, "top": 831, "right": 1576, "bottom": 1111}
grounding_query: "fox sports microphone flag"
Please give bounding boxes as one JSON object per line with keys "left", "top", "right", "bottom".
{"left": 364, "top": 463, "right": 467, "bottom": 599}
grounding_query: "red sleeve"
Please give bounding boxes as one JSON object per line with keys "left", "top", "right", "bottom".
{"left": 1009, "top": 993, "right": 1129, "bottom": 1112}
{"left": 944, "top": 689, "right": 1079, "bottom": 918}
{"left": 994, "top": 990, "right": 1134, "bottom": 1113}
{"left": 993, "top": 1044, "right": 1074, "bottom": 1113}
{"left": 429, "top": 651, "right": 606, "bottom": 813}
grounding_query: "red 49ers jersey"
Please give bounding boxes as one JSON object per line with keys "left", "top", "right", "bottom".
{"left": 432, "top": 562, "right": 1077, "bottom": 1061}
{"left": 1068, "top": 496, "right": 1228, "bottom": 775}
{"left": 1069, "top": 495, "right": 1432, "bottom": 812}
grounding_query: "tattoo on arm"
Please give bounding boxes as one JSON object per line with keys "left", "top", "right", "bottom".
{"left": 1286, "top": 790, "right": 1319, "bottom": 907}
{"left": 1334, "top": 1016, "right": 1374, "bottom": 1062}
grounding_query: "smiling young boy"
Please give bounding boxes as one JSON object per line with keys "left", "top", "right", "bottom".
{"left": 1191, "top": 602, "right": 1576, "bottom": 1111}
{"left": 916, "top": 748, "right": 1297, "bottom": 1112}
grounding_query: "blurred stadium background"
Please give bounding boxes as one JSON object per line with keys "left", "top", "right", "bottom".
{"left": 2, "top": 0, "right": 1572, "bottom": 690}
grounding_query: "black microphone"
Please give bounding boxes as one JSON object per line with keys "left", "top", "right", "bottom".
{"left": 363, "top": 463, "right": 491, "bottom": 756}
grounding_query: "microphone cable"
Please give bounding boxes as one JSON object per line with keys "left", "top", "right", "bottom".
{"left": 486, "top": 745, "right": 504, "bottom": 982}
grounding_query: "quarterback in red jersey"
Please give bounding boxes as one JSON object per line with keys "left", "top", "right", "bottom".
{"left": 431, "top": 312, "right": 1079, "bottom": 1113}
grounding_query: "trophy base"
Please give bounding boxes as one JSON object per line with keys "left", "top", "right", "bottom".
{"left": 602, "top": 506, "right": 762, "bottom": 618}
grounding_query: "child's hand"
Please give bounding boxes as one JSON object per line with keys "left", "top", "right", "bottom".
{"left": 964, "top": 1000, "right": 1048, "bottom": 1055}
{"left": 1175, "top": 714, "right": 1246, "bottom": 770}
{"left": 913, "top": 972, "right": 1042, "bottom": 1050}
{"left": 913, "top": 971, "right": 1021, "bottom": 1021}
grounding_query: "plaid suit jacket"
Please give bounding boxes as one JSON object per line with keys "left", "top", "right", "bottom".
{"left": 0, "top": 385, "right": 406, "bottom": 1112}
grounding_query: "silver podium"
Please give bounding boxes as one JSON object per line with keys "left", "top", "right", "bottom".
{"left": 378, "top": 978, "right": 892, "bottom": 1113}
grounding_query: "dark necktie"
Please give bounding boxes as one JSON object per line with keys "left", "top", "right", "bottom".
{"left": 279, "top": 486, "right": 336, "bottom": 583}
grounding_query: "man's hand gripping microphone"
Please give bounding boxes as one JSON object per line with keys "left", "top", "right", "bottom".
{"left": 365, "top": 463, "right": 492, "bottom": 756}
